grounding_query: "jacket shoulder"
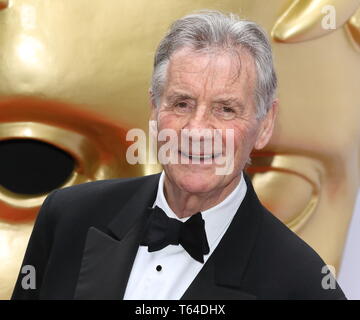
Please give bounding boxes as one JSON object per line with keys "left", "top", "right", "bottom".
{"left": 45, "top": 173, "right": 160, "bottom": 222}
{"left": 250, "top": 207, "right": 346, "bottom": 299}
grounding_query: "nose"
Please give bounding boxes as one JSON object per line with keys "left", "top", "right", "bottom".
{"left": 183, "top": 103, "right": 212, "bottom": 130}
{"left": 181, "top": 104, "right": 215, "bottom": 154}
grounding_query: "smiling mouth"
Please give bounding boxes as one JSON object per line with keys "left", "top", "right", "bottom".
{"left": 179, "top": 151, "right": 222, "bottom": 161}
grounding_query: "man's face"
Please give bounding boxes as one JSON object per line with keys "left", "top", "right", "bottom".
{"left": 152, "top": 47, "right": 276, "bottom": 196}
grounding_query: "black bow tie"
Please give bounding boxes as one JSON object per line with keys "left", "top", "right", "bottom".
{"left": 140, "top": 206, "right": 210, "bottom": 263}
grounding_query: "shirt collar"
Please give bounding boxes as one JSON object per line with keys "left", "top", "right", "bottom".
{"left": 153, "top": 171, "right": 247, "bottom": 248}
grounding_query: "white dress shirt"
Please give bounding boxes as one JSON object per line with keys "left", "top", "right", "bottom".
{"left": 123, "top": 171, "right": 247, "bottom": 300}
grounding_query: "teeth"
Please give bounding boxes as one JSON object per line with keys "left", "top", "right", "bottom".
{"left": 180, "top": 151, "right": 220, "bottom": 160}
{"left": 191, "top": 154, "right": 212, "bottom": 160}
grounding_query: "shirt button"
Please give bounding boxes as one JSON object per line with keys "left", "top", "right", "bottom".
{"left": 156, "top": 265, "right": 162, "bottom": 272}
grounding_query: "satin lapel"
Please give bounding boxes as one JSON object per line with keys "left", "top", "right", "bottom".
{"left": 181, "top": 173, "right": 262, "bottom": 300}
{"left": 74, "top": 174, "right": 160, "bottom": 300}
{"left": 73, "top": 224, "right": 144, "bottom": 299}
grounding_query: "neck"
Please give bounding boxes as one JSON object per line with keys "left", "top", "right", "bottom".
{"left": 163, "top": 174, "right": 241, "bottom": 219}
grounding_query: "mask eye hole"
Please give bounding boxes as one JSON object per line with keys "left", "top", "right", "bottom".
{"left": 0, "top": 139, "right": 75, "bottom": 195}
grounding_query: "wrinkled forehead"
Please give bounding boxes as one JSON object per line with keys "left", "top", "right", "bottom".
{"left": 165, "top": 46, "right": 257, "bottom": 96}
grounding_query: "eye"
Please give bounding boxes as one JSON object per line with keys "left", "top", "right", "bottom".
{"left": 174, "top": 101, "right": 193, "bottom": 113}
{"left": 177, "top": 102, "right": 188, "bottom": 108}
{"left": 222, "top": 106, "right": 235, "bottom": 113}
{"left": 213, "top": 105, "right": 237, "bottom": 120}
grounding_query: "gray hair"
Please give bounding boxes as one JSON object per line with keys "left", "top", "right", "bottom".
{"left": 151, "top": 10, "right": 277, "bottom": 119}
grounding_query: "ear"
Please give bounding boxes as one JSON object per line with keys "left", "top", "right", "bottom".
{"left": 149, "top": 89, "right": 157, "bottom": 121}
{"left": 254, "top": 99, "right": 279, "bottom": 150}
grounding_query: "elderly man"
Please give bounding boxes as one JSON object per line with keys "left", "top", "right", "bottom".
{"left": 12, "top": 11, "right": 345, "bottom": 300}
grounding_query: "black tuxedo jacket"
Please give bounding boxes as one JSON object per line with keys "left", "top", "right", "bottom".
{"left": 12, "top": 173, "right": 346, "bottom": 300}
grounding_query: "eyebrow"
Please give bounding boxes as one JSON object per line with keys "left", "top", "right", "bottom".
{"left": 213, "top": 98, "right": 238, "bottom": 104}
{"left": 166, "top": 92, "right": 196, "bottom": 102}
{"left": 166, "top": 92, "right": 245, "bottom": 110}
{"left": 213, "top": 98, "right": 245, "bottom": 111}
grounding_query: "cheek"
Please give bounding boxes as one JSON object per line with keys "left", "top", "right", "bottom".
{"left": 157, "top": 112, "right": 184, "bottom": 131}
{"left": 232, "top": 125, "right": 258, "bottom": 155}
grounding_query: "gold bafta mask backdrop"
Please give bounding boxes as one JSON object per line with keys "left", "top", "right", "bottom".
{"left": 0, "top": 0, "right": 359, "bottom": 299}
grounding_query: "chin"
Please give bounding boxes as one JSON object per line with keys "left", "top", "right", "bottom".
{"left": 165, "top": 165, "right": 224, "bottom": 194}
{"left": 180, "top": 179, "right": 215, "bottom": 194}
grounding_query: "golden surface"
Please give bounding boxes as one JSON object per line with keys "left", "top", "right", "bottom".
{"left": 347, "top": 7, "right": 360, "bottom": 48}
{"left": 272, "top": 0, "right": 360, "bottom": 42}
{"left": 0, "top": 0, "right": 359, "bottom": 299}
{"left": 0, "top": 1, "right": 8, "bottom": 11}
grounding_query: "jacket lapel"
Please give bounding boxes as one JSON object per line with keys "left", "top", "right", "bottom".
{"left": 181, "top": 173, "right": 262, "bottom": 300}
{"left": 74, "top": 174, "right": 160, "bottom": 300}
